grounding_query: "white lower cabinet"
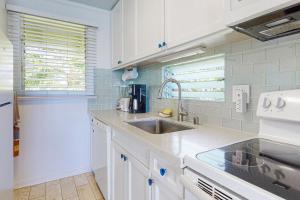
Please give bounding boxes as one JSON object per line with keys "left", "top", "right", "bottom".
{"left": 111, "top": 142, "right": 151, "bottom": 200}
{"left": 151, "top": 177, "right": 181, "bottom": 200}
{"left": 110, "top": 129, "right": 183, "bottom": 200}
{"left": 127, "top": 152, "right": 151, "bottom": 200}
{"left": 111, "top": 142, "right": 127, "bottom": 200}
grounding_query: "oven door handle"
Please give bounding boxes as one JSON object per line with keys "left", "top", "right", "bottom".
{"left": 180, "top": 175, "right": 214, "bottom": 200}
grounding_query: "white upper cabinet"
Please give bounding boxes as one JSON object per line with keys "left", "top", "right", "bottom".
{"left": 111, "top": 0, "right": 300, "bottom": 68}
{"left": 226, "top": 0, "right": 299, "bottom": 25}
{"left": 123, "top": 0, "right": 137, "bottom": 63}
{"left": 136, "top": 0, "right": 165, "bottom": 59}
{"left": 165, "top": 0, "right": 226, "bottom": 49}
{"left": 111, "top": 0, "right": 230, "bottom": 68}
{"left": 111, "top": 0, "right": 124, "bottom": 67}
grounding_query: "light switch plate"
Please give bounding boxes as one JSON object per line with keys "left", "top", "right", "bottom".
{"left": 232, "top": 85, "right": 250, "bottom": 103}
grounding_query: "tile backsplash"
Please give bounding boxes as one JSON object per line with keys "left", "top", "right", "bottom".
{"left": 92, "top": 34, "right": 300, "bottom": 133}
{"left": 88, "top": 69, "right": 122, "bottom": 110}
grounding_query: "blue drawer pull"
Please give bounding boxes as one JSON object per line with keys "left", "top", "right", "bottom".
{"left": 123, "top": 156, "right": 128, "bottom": 161}
{"left": 148, "top": 179, "right": 153, "bottom": 186}
{"left": 160, "top": 168, "right": 167, "bottom": 176}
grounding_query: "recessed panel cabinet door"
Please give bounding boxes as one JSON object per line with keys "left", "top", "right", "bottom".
{"left": 123, "top": 0, "right": 137, "bottom": 63}
{"left": 126, "top": 155, "right": 151, "bottom": 200}
{"left": 111, "top": 0, "right": 124, "bottom": 67}
{"left": 225, "top": 0, "right": 294, "bottom": 25}
{"left": 151, "top": 179, "right": 181, "bottom": 200}
{"left": 136, "top": 0, "right": 165, "bottom": 59}
{"left": 111, "top": 142, "right": 151, "bottom": 200}
{"left": 111, "top": 144, "right": 126, "bottom": 200}
{"left": 165, "top": 0, "right": 226, "bottom": 48}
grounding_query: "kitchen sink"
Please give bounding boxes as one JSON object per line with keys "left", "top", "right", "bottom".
{"left": 127, "top": 119, "right": 194, "bottom": 134}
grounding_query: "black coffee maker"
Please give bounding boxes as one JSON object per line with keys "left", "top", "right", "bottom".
{"left": 128, "top": 84, "right": 147, "bottom": 113}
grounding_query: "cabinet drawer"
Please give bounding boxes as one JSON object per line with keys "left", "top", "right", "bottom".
{"left": 112, "top": 128, "right": 150, "bottom": 167}
{"left": 150, "top": 152, "right": 183, "bottom": 196}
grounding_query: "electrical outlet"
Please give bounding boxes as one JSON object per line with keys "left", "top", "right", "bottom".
{"left": 235, "top": 89, "right": 247, "bottom": 113}
{"left": 232, "top": 85, "right": 250, "bottom": 103}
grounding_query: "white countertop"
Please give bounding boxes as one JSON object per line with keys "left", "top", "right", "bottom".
{"left": 90, "top": 110, "right": 257, "bottom": 162}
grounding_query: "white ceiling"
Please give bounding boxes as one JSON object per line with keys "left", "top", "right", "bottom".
{"left": 67, "top": 0, "right": 119, "bottom": 10}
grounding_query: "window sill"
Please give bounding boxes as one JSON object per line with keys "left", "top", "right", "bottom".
{"left": 17, "top": 95, "right": 97, "bottom": 101}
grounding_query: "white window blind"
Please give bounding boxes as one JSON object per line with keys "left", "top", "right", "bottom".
{"left": 7, "top": 12, "right": 97, "bottom": 96}
{"left": 162, "top": 54, "right": 225, "bottom": 102}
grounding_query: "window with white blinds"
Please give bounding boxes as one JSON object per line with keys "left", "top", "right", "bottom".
{"left": 7, "top": 12, "right": 97, "bottom": 95}
{"left": 162, "top": 54, "right": 225, "bottom": 102}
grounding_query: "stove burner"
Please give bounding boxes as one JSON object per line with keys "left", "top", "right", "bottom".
{"left": 224, "top": 151, "right": 264, "bottom": 167}
{"left": 196, "top": 138, "right": 300, "bottom": 200}
{"left": 247, "top": 140, "right": 300, "bottom": 155}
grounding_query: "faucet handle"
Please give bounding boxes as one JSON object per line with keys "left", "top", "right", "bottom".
{"left": 193, "top": 116, "right": 200, "bottom": 125}
{"left": 178, "top": 110, "right": 188, "bottom": 122}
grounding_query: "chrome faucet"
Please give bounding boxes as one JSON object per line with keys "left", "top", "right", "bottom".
{"left": 157, "top": 78, "right": 188, "bottom": 121}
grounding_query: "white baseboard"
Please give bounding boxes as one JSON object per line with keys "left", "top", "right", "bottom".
{"left": 14, "top": 166, "right": 92, "bottom": 189}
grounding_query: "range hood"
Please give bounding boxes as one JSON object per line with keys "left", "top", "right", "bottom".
{"left": 230, "top": 3, "right": 300, "bottom": 41}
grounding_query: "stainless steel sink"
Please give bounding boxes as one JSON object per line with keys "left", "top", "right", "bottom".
{"left": 127, "top": 119, "right": 194, "bottom": 134}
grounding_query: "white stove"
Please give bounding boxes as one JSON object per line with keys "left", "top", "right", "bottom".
{"left": 182, "top": 89, "right": 300, "bottom": 200}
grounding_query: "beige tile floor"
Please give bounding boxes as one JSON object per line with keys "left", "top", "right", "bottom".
{"left": 14, "top": 172, "right": 105, "bottom": 200}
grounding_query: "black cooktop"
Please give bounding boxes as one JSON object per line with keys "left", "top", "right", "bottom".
{"left": 196, "top": 138, "right": 300, "bottom": 200}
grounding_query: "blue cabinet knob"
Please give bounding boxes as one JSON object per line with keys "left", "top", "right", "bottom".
{"left": 148, "top": 179, "right": 153, "bottom": 186}
{"left": 160, "top": 168, "right": 167, "bottom": 176}
{"left": 158, "top": 43, "right": 162, "bottom": 48}
{"left": 162, "top": 42, "right": 167, "bottom": 47}
{"left": 121, "top": 154, "right": 124, "bottom": 159}
{"left": 123, "top": 155, "right": 128, "bottom": 162}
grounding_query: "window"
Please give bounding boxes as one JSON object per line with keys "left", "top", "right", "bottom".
{"left": 162, "top": 54, "right": 225, "bottom": 102}
{"left": 8, "top": 12, "right": 97, "bottom": 95}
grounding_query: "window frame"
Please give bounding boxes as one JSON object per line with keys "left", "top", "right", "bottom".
{"left": 161, "top": 54, "right": 225, "bottom": 102}
{"left": 8, "top": 12, "right": 97, "bottom": 96}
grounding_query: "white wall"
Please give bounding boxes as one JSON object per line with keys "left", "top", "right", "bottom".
{"left": 14, "top": 99, "right": 91, "bottom": 188}
{"left": 4, "top": 0, "right": 112, "bottom": 188}
{"left": 0, "top": 0, "right": 6, "bottom": 35}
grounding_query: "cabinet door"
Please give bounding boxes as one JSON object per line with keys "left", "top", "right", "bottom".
{"left": 111, "top": 0, "right": 124, "bottom": 67}
{"left": 225, "top": 0, "right": 293, "bottom": 25}
{"left": 123, "top": 0, "right": 137, "bottom": 63}
{"left": 136, "top": 0, "right": 165, "bottom": 59}
{"left": 111, "top": 143, "right": 126, "bottom": 200}
{"left": 151, "top": 178, "right": 181, "bottom": 200}
{"left": 165, "top": 0, "right": 226, "bottom": 48}
{"left": 126, "top": 155, "right": 151, "bottom": 200}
